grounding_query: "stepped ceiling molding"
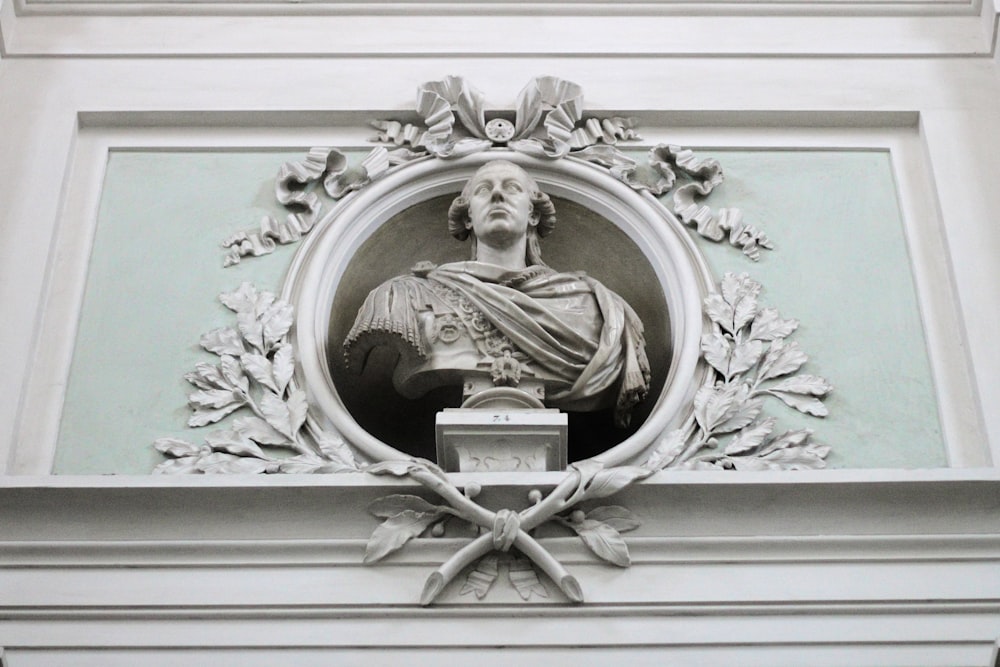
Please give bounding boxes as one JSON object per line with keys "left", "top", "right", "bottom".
{"left": 1, "top": 0, "right": 997, "bottom": 57}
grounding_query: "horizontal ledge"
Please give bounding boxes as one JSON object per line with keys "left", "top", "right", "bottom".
{"left": 2, "top": 470, "right": 999, "bottom": 543}
{"left": 75, "top": 109, "right": 923, "bottom": 130}
{"left": 1, "top": 603, "right": 1000, "bottom": 654}
{"left": 2, "top": 534, "right": 1000, "bottom": 567}
{"left": 10, "top": 0, "right": 983, "bottom": 18}
{"left": 6, "top": 467, "right": 1000, "bottom": 489}
{"left": 1, "top": 14, "right": 994, "bottom": 57}
{"left": 3, "top": 600, "right": 1000, "bottom": 620}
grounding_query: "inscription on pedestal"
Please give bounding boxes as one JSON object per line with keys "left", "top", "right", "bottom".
{"left": 435, "top": 409, "right": 568, "bottom": 472}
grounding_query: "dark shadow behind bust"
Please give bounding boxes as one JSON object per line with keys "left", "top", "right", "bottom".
{"left": 328, "top": 194, "right": 670, "bottom": 463}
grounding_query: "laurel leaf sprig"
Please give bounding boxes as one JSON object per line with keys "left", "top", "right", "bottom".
{"left": 644, "top": 272, "right": 832, "bottom": 472}
{"left": 154, "top": 283, "right": 357, "bottom": 474}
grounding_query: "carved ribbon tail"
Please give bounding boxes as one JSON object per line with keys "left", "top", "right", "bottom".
{"left": 510, "top": 76, "right": 638, "bottom": 160}
{"left": 509, "top": 76, "right": 585, "bottom": 159}
{"left": 415, "top": 76, "right": 492, "bottom": 158}
{"left": 221, "top": 148, "right": 333, "bottom": 266}
{"left": 652, "top": 144, "right": 773, "bottom": 259}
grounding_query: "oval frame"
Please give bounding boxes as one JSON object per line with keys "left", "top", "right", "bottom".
{"left": 284, "top": 150, "right": 714, "bottom": 468}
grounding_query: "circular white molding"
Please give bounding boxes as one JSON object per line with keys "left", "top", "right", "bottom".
{"left": 284, "top": 150, "right": 714, "bottom": 467}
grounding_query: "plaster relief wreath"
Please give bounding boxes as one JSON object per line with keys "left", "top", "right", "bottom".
{"left": 154, "top": 76, "right": 832, "bottom": 604}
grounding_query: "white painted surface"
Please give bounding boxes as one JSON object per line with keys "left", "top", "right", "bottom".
{"left": 2, "top": 0, "right": 1000, "bottom": 661}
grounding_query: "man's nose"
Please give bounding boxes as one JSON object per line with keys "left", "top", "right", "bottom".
{"left": 490, "top": 185, "right": 505, "bottom": 201}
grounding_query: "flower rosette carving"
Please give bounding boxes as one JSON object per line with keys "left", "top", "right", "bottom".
{"left": 153, "top": 283, "right": 358, "bottom": 474}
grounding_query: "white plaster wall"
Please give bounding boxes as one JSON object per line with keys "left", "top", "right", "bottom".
{"left": 1, "top": 1, "right": 1000, "bottom": 663}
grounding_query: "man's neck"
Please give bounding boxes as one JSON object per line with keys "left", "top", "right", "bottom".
{"left": 475, "top": 239, "right": 527, "bottom": 270}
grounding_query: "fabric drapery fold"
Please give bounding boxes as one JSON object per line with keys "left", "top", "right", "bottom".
{"left": 344, "top": 261, "right": 650, "bottom": 427}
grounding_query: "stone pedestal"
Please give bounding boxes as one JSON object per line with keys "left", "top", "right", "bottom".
{"left": 435, "top": 408, "right": 568, "bottom": 472}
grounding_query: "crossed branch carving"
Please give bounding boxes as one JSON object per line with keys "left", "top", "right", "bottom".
{"left": 366, "top": 457, "right": 652, "bottom": 604}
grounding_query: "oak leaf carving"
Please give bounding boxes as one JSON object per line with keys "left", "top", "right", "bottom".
{"left": 153, "top": 438, "right": 203, "bottom": 459}
{"left": 568, "top": 519, "right": 631, "bottom": 567}
{"left": 187, "top": 402, "right": 244, "bottom": 428}
{"left": 749, "top": 308, "right": 799, "bottom": 342}
{"left": 199, "top": 327, "right": 246, "bottom": 356}
{"left": 757, "top": 339, "right": 808, "bottom": 383}
{"left": 767, "top": 390, "right": 829, "bottom": 417}
{"left": 219, "top": 282, "right": 260, "bottom": 314}
{"left": 317, "top": 434, "right": 358, "bottom": 470}
{"left": 368, "top": 495, "right": 442, "bottom": 518}
{"left": 364, "top": 509, "right": 445, "bottom": 564}
{"left": 204, "top": 430, "right": 267, "bottom": 459}
{"left": 241, "top": 353, "right": 278, "bottom": 393}
{"left": 272, "top": 345, "right": 295, "bottom": 394}
{"left": 232, "top": 415, "right": 289, "bottom": 446}
{"left": 724, "top": 417, "right": 776, "bottom": 456}
{"left": 578, "top": 466, "right": 652, "bottom": 501}
{"left": 585, "top": 506, "right": 641, "bottom": 533}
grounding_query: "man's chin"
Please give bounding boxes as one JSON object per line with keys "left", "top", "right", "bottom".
{"left": 478, "top": 218, "right": 520, "bottom": 234}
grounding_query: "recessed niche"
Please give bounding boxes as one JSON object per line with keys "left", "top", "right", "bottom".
{"left": 326, "top": 193, "right": 671, "bottom": 462}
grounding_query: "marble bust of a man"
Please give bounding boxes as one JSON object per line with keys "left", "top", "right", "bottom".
{"left": 344, "top": 160, "right": 650, "bottom": 427}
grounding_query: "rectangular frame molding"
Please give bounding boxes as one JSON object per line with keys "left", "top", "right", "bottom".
{"left": 9, "top": 109, "right": 989, "bottom": 474}
{"left": 2, "top": 17, "right": 1000, "bottom": 665}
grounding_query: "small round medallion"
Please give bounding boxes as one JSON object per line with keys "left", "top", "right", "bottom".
{"left": 485, "top": 118, "right": 516, "bottom": 144}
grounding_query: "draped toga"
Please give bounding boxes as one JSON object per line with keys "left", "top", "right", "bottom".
{"left": 344, "top": 261, "right": 650, "bottom": 427}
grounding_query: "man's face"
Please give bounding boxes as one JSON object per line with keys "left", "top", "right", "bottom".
{"left": 466, "top": 163, "right": 535, "bottom": 250}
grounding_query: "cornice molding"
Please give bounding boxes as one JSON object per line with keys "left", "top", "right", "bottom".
{"left": 4, "top": 534, "right": 1000, "bottom": 567}
{"left": 0, "top": 11, "right": 996, "bottom": 57}
{"left": 9, "top": 0, "right": 985, "bottom": 18}
{"left": 2, "top": 604, "right": 999, "bottom": 657}
{"left": 4, "top": 470, "right": 1000, "bottom": 541}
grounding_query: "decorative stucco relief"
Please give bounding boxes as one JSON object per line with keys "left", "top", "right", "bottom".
{"left": 153, "top": 76, "right": 832, "bottom": 604}
{"left": 221, "top": 76, "right": 770, "bottom": 267}
{"left": 155, "top": 272, "right": 830, "bottom": 602}
{"left": 153, "top": 283, "right": 359, "bottom": 474}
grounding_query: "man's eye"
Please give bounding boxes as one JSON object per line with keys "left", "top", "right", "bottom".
{"left": 505, "top": 184, "right": 523, "bottom": 192}
{"left": 475, "top": 185, "right": 490, "bottom": 195}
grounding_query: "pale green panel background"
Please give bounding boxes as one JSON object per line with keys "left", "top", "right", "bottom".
{"left": 671, "top": 149, "right": 945, "bottom": 468}
{"left": 54, "top": 151, "right": 302, "bottom": 474}
{"left": 54, "top": 149, "right": 946, "bottom": 474}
